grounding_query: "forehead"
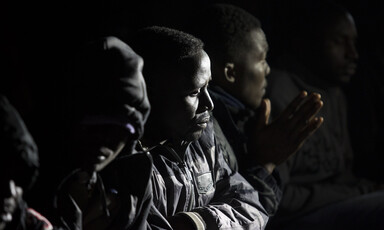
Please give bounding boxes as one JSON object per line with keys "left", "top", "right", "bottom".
{"left": 172, "top": 51, "right": 211, "bottom": 90}
{"left": 325, "top": 13, "right": 357, "bottom": 38}
{"left": 243, "top": 29, "right": 268, "bottom": 60}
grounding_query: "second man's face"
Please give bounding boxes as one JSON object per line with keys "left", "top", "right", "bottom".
{"left": 152, "top": 50, "right": 214, "bottom": 143}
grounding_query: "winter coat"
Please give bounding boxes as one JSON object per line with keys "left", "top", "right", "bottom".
{"left": 147, "top": 120, "right": 269, "bottom": 230}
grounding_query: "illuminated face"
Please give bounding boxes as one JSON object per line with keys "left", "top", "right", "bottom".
{"left": 149, "top": 50, "right": 214, "bottom": 144}
{"left": 319, "top": 12, "right": 359, "bottom": 84}
{"left": 233, "top": 29, "right": 270, "bottom": 110}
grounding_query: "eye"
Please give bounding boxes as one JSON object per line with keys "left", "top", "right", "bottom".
{"left": 189, "top": 89, "right": 201, "bottom": 97}
{"left": 332, "top": 36, "right": 345, "bottom": 45}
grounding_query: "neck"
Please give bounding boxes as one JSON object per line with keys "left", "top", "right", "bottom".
{"left": 168, "top": 138, "right": 190, "bottom": 154}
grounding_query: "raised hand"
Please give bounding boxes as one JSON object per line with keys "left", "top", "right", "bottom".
{"left": 247, "top": 91, "right": 324, "bottom": 174}
{"left": 0, "top": 180, "right": 23, "bottom": 229}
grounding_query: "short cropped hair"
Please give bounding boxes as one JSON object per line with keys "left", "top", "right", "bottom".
{"left": 190, "top": 4, "right": 261, "bottom": 64}
{"left": 131, "top": 26, "right": 204, "bottom": 87}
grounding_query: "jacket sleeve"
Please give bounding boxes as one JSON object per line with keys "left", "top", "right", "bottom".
{"left": 244, "top": 166, "right": 282, "bottom": 216}
{"left": 146, "top": 166, "right": 173, "bottom": 230}
{"left": 185, "top": 140, "right": 270, "bottom": 230}
{"left": 147, "top": 205, "right": 173, "bottom": 230}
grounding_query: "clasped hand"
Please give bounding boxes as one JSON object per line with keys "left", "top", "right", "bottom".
{"left": 247, "top": 91, "right": 324, "bottom": 174}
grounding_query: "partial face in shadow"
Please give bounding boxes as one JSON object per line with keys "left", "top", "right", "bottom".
{"left": 233, "top": 28, "right": 270, "bottom": 110}
{"left": 73, "top": 122, "right": 133, "bottom": 172}
{"left": 150, "top": 50, "right": 214, "bottom": 144}
{"left": 318, "top": 12, "right": 358, "bottom": 84}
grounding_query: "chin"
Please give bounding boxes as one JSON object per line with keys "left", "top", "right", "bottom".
{"left": 183, "top": 130, "right": 204, "bottom": 143}
{"left": 248, "top": 99, "right": 263, "bottom": 110}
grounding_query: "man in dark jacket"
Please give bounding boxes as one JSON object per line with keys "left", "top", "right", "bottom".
{"left": 54, "top": 36, "right": 152, "bottom": 230}
{"left": 265, "top": 1, "right": 384, "bottom": 229}
{"left": 187, "top": 4, "right": 324, "bottom": 216}
{"left": 132, "top": 26, "right": 272, "bottom": 230}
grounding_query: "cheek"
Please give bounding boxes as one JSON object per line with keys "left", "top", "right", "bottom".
{"left": 323, "top": 44, "right": 345, "bottom": 66}
{"left": 248, "top": 66, "right": 265, "bottom": 89}
{"left": 183, "top": 97, "right": 199, "bottom": 118}
{"left": 164, "top": 97, "right": 198, "bottom": 129}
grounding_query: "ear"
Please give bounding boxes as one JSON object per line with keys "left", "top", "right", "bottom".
{"left": 224, "top": 63, "right": 236, "bottom": 83}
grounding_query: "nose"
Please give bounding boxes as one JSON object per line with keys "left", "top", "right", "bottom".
{"left": 199, "top": 89, "right": 214, "bottom": 112}
{"left": 265, "top": 62, "right": 271, "bottom": 76}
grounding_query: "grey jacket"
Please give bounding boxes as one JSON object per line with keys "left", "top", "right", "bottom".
{"left": 147, "top": 120, "right": 269, "bottom": 230}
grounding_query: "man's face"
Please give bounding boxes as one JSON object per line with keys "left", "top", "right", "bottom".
{"left": 74, "top": 122, "right": 131, "bottom": 172}
{"left": 234, "top": 29, "right": 270, "bottom": 110}
{"left": 319, "top": 13, "right": 358, "bottom": 83}
{"left": 151, "top": 50, "right": 214, "bottom": 143}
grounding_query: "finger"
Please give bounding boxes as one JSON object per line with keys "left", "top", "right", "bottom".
{"left": 254, "top": 99, "right": 270, "bottom": 130}
{"left": 9, "top": 180, "right": 17, "bottom": 197}
{"left": 15, "top": 186, "right": 23, "bottom": 199}
{"left": 277, "top": 91, "right": 308, "bottom": 121}
{"left": 264, "top": 98, "right": 271, "bottom": 124}
{"left": 300, "top": 93, "right": 322, "bottom": 115}
{"left": 290, "top": 94, "right": 323, "bottom": 129}
{"left": 294, "top": 116, "right": 324, "bottom": 145}
{"left": 306, "top": 99, "right": 323, "bottom": 122}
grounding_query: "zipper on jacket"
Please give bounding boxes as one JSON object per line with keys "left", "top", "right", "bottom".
{"left": 163, "top": 145, "right": 195, "bottom": 211}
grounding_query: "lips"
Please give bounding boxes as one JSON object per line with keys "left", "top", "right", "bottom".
{"left": 195, "top": 115, "right": 210, "bottom": 128}
{"left": 263, "top": 80, "right": 268, "bottom": 89}
{"left": 261, "top": 81, "right": 268, "bottom": 96}
{"left": 343, "top": 63, "right": 357, "bottom": 75}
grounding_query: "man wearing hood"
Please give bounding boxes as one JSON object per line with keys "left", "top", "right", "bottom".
{"left": 0, "top": 95, "right": 53, "bottom": 230}
{"left": 54, "top": 36, "right": 152, "bottom": 230}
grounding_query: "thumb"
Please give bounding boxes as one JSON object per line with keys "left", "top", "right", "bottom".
{"left": 254, "top": 98, "right": 270, "bottom": 130}
{"left": 264, "top": 98, "right": 271, "bottom": 124}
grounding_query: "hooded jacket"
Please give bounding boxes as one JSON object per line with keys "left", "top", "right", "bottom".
{"left": 0, "top": 95, "right": 53, "bottom": 230}
{"left": 53, "top": 36, "right": 152, "bottom": 230}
